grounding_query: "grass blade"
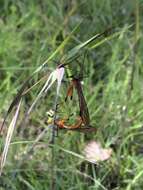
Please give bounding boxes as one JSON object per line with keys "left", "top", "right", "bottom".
{"left": 0, "top": 76, "right": 32, "bottom": 134}
{"left": 0, "top": 99, "right": 22, "bottom": 175}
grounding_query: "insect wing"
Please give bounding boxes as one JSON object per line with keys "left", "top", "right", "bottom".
{"left": 74, "top": 80, "right": 90, "bottom": 126}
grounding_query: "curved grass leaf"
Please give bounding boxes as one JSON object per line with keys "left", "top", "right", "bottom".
{"left": 27, "top": 66, "right": 65, "bottom": 116}
{"left": 0, "top": 76, "right": 32, "bottom": 134}
{"left": 0, "top": 100, "right": 22, "bottom": 175}
{"left": 62, "top": 28, "right": 112, "bottom": 63}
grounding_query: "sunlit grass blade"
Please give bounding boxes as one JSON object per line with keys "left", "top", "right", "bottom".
{"left": 90, "top": 24, "right": 133, "bottom": 49}
{"left": 62, "top": 28, "right": 112, "bottom": 63}
{"left": 27, "top": 67, "right": 65, "bottom": 116}
{"left": 0, "top": 99, "right": 22, "bottom": 175}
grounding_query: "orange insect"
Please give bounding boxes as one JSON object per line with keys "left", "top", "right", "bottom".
{"left": 46, "top": 110, "right": 96, "bottom": 132}
{"left": 54, "top": 116, "right": 96, "bottom": 132}
{"left": 55, "top": 116, "right": 82, "bottom": 129}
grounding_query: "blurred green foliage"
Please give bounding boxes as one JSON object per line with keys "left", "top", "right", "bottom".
{"left": 0, "top": 0, "right": 143, "bottom": 189}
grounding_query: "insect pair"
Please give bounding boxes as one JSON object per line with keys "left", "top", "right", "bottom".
{"left": 48, "top": 58, "right": 96, "bottom": 133}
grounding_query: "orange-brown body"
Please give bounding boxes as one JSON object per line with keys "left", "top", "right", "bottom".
{"left": 55, "top": 116, "right": 83, "bottom": 129}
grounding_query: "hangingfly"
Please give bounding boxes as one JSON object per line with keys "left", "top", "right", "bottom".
{"left": 55, "top": 116, "right": 96, "bottom": 132}
{"left": 46, "top": 111, "right": 96, "bottom": 133}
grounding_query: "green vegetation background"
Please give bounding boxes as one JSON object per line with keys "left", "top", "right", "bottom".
{"left": 0, "top": 0, "right": 143, "bottom": 189}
